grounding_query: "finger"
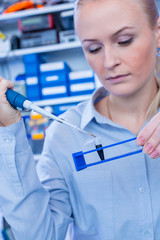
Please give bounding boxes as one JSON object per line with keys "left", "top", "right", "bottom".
{"left": 0, "top": 78, "right": 14, "bottom": 88}
{"left": 0, "top": 78, "right": 14, "bottom": 93}
{"left": 149, "top": 144, "right": 160, "bottom": 159}
{"left": 143, "top": 122, "right": 160, "bottom": 154}
{"left": 0, "top": 76, "right": 10, "bottom": 84}
{"left": 136, "top": 113, "right": 160, "bottom": 146}
{"left": 0, "top": 76, "right": 4, "bottom": 83}
{"left": 0, "top": 79, "right": 14, "bottom": 104}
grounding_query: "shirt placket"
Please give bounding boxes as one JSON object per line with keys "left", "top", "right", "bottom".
{"left": 135, "top": 152, "right": 154, "bottom": 240}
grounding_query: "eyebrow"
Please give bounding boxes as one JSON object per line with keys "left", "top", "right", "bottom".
{"left": 82, "top": 26, "right": 135, "bottom": 43}
{"left": 112, "top": 26, "right": 135, "bottom": 37}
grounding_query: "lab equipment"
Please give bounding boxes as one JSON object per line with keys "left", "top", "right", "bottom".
{"left": 6, "top": 89, "right": 96, "bottom": 138}
{"left": 72, "top": 137, "right": 143, "bottom": 171}
{"left": 29, "top": 112, "right": 50, "bottom": 154}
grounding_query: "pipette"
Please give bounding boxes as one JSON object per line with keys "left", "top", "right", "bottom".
{"left": 6, "top": 89, "right": 96, "bottom": 138}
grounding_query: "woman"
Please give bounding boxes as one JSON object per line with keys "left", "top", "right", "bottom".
{"left": 0, "top": 0, "right": 160, "bottom": 239}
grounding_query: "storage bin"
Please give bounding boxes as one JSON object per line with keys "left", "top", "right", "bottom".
{"left": 68, "top": 70, "right": 95, "bottom": 96}
{"left": 26, "top": 76, "right": 41, "bottom": 100}
{"left": 40, "top": 71, "right": 67, "bottom": 86}
{"left": 40, "top": 84, "right": 69, "bottom": 99}
{"left": 23, "top": 54, "right": 43, "bottom": 75}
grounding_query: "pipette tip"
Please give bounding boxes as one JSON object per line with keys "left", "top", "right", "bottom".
{"left": 87, "top": 132, "right": 96, "bottom": 138}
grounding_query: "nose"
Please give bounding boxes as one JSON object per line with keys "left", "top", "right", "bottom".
{"left": 103, "top": 46, "right": 120, "bottom": 70}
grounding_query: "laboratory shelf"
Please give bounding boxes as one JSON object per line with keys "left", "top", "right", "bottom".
{"left": 0, "top": 41, "right": 81, "bottom": 59}
{"left": 33, "top": 94, "right": 91, "bottom": 107}
{"left": 0, "top": 3, "right": 74, "bottom": 22}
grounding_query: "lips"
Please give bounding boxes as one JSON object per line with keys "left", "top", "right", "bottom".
{"left": 106, "top": 73, "right": 130, "bottom": 81}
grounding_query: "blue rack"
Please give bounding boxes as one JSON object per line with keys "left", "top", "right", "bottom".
{"left": 72, "top": 137, "right": 143, "bottom": 171}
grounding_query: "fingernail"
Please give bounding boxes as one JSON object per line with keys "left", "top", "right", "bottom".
{"left": 143, "top": 143, "right": 153, "bottom": 154}
{"left": 137, "top": 136, "right": 145, "bottom": 145}
{"left": 150, "top": 150, "right": 159, "bottom": 159}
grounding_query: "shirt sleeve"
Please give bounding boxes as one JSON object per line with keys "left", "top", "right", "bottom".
{"left": 0, "top": 120, "right": 73, "bottom": 240}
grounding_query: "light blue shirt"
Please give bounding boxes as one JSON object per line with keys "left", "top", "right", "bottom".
{"left": 0, "top": 87, "right": 160, "bottom": 240}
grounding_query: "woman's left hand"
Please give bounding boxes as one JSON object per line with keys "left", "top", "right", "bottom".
{"left": 137, "top": 112, "right": 160, "bottom": 158}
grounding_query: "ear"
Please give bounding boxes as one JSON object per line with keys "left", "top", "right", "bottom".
{"left": 156, "top": 17, "right": 160, "bottom": 49}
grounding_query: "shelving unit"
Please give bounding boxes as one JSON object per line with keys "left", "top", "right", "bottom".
{"left": 0, "top": 3, "right": 81, "bottom": 59}
{"left": 0, "top": 41, "right": 81, "bottom": 59}
{"left": 0, "top": 2, "right": 93, "bottom": 105}
{"left": 0, "top": 3, "right": 74, "bottom": 21}
{"left": 0, "top": 3, "right": 96, "bottom": 109}
{"left": 0, "top": 3, "right": 94, "bottom": 162}
{"left": 33, "top": 94, "right": 91, "bottom": 106}
{"left": 0, "top": 3, "right": 90, "bottom": 73}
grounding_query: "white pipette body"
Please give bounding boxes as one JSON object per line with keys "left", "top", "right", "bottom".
{"left": 23, "top": 100, "right": 95, "bottom": 137}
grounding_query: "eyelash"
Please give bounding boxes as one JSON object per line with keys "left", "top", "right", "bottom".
{"left": 88, "top": 47, "right": 102, "bottom": 54}
{"left": 87, "top": 37, "right": 133, "bottom": 54}
{"left": 118, "top": 37, "right": 133, "bottom": 46}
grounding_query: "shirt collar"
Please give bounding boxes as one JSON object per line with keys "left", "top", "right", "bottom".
{"left": 80, "top": 87, "right": 108, "bottom": 129}
{"left": 80, "top": 87, "right": 160, "bottom": 133}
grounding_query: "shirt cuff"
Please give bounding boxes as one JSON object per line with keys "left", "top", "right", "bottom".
{"left": 0, "top": 119, "right": 29, "bottom": 154}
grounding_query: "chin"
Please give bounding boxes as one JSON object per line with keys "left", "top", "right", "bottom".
{"left": 104, "top": 85, "right": 137, "bottom": 98}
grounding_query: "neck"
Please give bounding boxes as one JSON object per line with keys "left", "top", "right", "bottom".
{"left": 95, "top": 80, "right": 158, "bottom": 135}
{"left": 109, "top": 84, "right": 157, "bottom": 118}
{"left": 108, "top": 83, "right": 158, "bottom": 134}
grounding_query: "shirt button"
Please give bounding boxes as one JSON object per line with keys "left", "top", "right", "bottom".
{"left": 144, "top": 231, "right": 151, "bottom": 238}
{"left": 139, "top": 187, "right": 144, "bottom": 193}
{"left": 3, "top": 137, "right": 12, "bottom": 143}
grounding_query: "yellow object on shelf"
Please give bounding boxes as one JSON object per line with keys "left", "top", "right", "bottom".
{"left": 31, "top": 133, "right": 44, "bottom": 140}
{"left": 0, "top": 31, "right": 6, "bottom": 40}
{"left": 30, "top": 112, "right": 43, "bottom": 120}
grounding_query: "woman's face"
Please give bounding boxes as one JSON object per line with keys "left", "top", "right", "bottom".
{"left": 75, "top": 0, "right": 160, "bottom": 97}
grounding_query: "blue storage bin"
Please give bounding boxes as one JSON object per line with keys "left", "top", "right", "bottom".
{"left": 39, "top": 61, "right": 70, "bottom": 98}
{"left": 40, "top": 84, "right": 69, "bottom": 99}
{"left": 25, "top": 63, "right": 39, "bottom": 75}
{"left": 23, "top": 54, "right": 43, "bottom": 75}
{"left": 69, "top": 82, "right": 95, "bottom": 96}
{"left": 23, "top": 54, "right": 40, "bottom": 63}
{"left": 53, "top": 103, "right": 78, "bottom": 115}
{"left": 26, "top": 85, "right": 41, "bottom": 100}
{"left": 25, "top": 76, "right": 41, "bottom": 100}
{"left": 68, "top": 70, "right": 96, "bottom": 96}
{"left": 40, "top": 72, "right": 67, "bottom": 86}
{"left": 39, "top": 61, "right": 71, "bottom": 74}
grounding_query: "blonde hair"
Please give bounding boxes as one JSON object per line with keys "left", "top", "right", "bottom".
{"left": 74, "top": 0, "right": 160, "bottom": 119}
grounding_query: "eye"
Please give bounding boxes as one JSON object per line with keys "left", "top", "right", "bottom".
{"left": 118, "top": 37, "right": 133, "bottom": 46}
{"left": 86, "top": 44, "right": 102, "bottom": 54}
{"left": 88, "top": 47, "right": 102, "bottom": 53}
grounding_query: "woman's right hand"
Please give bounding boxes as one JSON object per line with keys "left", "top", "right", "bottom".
{"left": 0, "top": 77, "right": 21, "bottom": 127}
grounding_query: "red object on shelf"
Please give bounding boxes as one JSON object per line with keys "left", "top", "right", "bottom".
{"left": 18, "top": 14, "right": 54, "bottom": 32}
{"left": 3, "top": 1, "right": 44, "bottom": 14}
